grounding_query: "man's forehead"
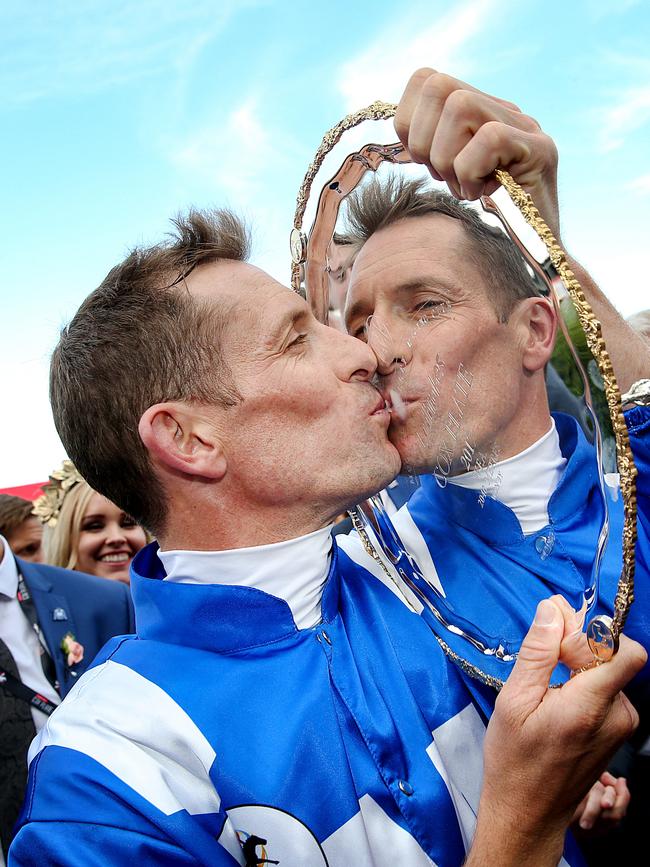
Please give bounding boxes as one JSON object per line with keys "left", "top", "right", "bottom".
{"left": 345, "top": 213, "right": 470, "bottom": 318}
{"left": 184, "top": 258, "right": 284, "bottom": 303}
{"left": 354, "top": 212, "right": 468, "bottom": 273}
{"left": 184, "top": 258, "right": 308, "bottom": 344}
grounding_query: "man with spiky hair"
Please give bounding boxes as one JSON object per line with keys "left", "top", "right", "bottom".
{"left": 342, "top": 70, "right": 650, "bottom": 697}
{"left": 9, "top": 76, "right": 646, "bottom": 867}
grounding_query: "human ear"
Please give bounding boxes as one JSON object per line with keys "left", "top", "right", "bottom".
{"left": 138, "top": 402, "right": 227, "bottom": 481}
{"left": 518, "top": 297, "right": 557, "bottom": 373}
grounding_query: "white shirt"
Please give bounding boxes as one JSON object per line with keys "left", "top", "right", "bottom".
{"left": 159, "top": 524, "right": 334, "bottom": 630}
{"left": 0, "top": 536, "right": 61, "bottom": 730}
{"left": 448, "top": 420, "right": 567, "bottom": 535}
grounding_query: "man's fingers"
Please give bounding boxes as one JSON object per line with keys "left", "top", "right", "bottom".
{"left": 579, "top": 783, "right": 605, "bottom": 830}
{"left": 575, "top": 774, "right": 631, "bottom": 830}
{"left": 395, "top": 69, "right": 520, "bottom": 145}
{"left": 429, "top": 95, "right": 539, "bottom": 196}
{"left": 600, "top": 785, "right": 616, "bottom": 810}
{"left": 394, "top": 68, "right": 437, "bottom": 150}
{"left": 498, "top": 598, "right": 565, "bottom": 716}
{"left": 450, "top": 124, "right": 556, "bottom": 202}
{"left": 595, "top": 777, "right": 630, "bottom": 824}
{"left": 599, "top": 771, "right": 617, "bottom": 787}
{"left": 578, "top": 777, "right": 630, "bottom": 830}
{"left": 609, "top": 777, "right": 631, "bottom": 821}
{"left": 573, "top": 634, "right": 647, "bottom": 705}
{"left": 394, "top": 70, "right": 523, "bottom": 189}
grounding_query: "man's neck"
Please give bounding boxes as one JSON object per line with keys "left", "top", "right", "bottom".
{"left": 157, "top": 493, "right": 344, "bottom": 553}
{"left": 443, "top": 386, "right": 553, "bottom": 478}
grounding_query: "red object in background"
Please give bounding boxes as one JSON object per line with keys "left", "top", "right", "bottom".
{"left": 0, "top": 483, "right": 47, "bottom": 501}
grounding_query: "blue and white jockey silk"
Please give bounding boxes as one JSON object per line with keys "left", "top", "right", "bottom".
{"left": 10, "top": 541, "right": 583, "bottom": 866}
{"left": 387, "top": 407, "right": 650, "bottom": 691}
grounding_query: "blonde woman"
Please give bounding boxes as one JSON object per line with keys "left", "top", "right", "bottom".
{"left": 36, "top": 462, "right": 147, "bottom": 584}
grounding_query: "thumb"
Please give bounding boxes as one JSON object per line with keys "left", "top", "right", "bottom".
{"left": 500, "top": 598, "right": 564, "bottom": 719}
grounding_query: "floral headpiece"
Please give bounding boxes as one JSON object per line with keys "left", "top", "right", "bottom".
{"left": 33, "top": 460, "right": 86, "bottom": 528}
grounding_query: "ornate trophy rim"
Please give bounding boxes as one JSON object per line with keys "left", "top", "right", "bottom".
{"left": 291, "top": 103, "right": 638, "bottom": 687}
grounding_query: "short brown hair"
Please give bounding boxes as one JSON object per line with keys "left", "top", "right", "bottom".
{"left": 0, "top": 495, "right": 35, "bottom": 539}
{"left": 50, "top": 208, "right": 251, "bottom": 535}
{"left": 345, "top": 175, "right": 541, "bottom": 320}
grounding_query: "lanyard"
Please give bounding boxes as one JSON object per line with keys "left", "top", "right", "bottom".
{"left": 0, "top": 666, "right": 57, "bottom": 715}
{"left": 16, "top": 573, "right": 59, "bottom": 690}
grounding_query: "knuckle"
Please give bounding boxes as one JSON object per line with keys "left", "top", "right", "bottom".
{"left": 476, "top": 119, "right": 506, "bottom": 149}
{"left": 548, "top": 593, "right": 570, "bottom": 610}
{"left": 539, "top": 132, "right": 559, "bottom": 166}
{"left": 421, "top": 71, "right": 456, "bottom": 102}
{"left": 610, "top": 699, "right": 637, "bottom": 739}
{"left": 517, "top": 112, "right": 542, "bottom": 132}
{"left": 431, "top": 151, "right": 455, "bottom": 180}
{"left": 406, "top": 134, "right": 428, "bottom": 164}
{"left": 444, "top": 87, "right": 478, "bottom": 118}
{"left": 410, "top": 67, "right": 437, "bottom": 88}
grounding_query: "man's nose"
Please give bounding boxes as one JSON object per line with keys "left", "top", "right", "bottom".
{"left": 331, "top": 324, "right": 379, "bottom": 382}
{"left": 367, "top": 314, "right": 411, "bottom": 376}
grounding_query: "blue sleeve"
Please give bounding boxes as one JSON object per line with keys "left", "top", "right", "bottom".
{"left": 626, "top": 405, "right": 650, "bottom": 526}
{"left": 9, "top": 823, "right": 218, "bottom": 866}
{"left": 624, "top": 405, "right": 650, "bottom": 625}
{"left": 9, "top": 747, "right": 242, "bottom": 867}
{"left": 621, "top": 407, "right": 650, "bottom": 707}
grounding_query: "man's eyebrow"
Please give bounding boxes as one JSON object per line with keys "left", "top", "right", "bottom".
{"left": 391, "top": 278, "right": 454, "bottom": 296}
{"left": 345, "top": 278, "right": 452, "bottom": 328}
{"left": 264, "top": 302, "right": 310, "bottom": 345}
{"left": 344, "top": 296, "right": 368, "bottom": 327}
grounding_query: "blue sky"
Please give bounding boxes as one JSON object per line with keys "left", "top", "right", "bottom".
{"left": 2, "top": 0, "right": 649, "bottom": 485}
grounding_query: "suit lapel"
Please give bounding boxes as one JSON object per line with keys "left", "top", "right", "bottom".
{"left": 18, "top": 560, "right": 82, "bottom": 696}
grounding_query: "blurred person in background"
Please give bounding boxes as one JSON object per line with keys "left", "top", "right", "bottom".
{"left": 1, "top": 468, "right": 135, "bottom": 858}
{"left": 0, "top": 497, "right": 43, "bottom": 563}
{"left": 36, "top": 461, "right": 148, "bottom": 585}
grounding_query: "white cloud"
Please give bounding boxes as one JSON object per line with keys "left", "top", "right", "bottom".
{"left": 171, "top": 98, "right": 305, "bottom": 203}
{"left": 167, "top": 95, "right": 308, "bottom": 284}
{"left": 173, "top": 100, "right": 270, "bottom": 201}
{"left": 337, "top": 0, "right": 498, "bottom": 111}
{"left": 596, "top": 85, "right": 650, "bottom": 153}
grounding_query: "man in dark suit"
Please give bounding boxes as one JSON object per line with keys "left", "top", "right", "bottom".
{"left": 0, "top": 532, "right": 135, "bottom": 857}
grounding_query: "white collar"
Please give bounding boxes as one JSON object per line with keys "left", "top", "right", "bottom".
{"left": 0, "top": 535, "right": 19, "bottom": 598}
{"left": 158, "top": 524, "right": 334, "bottom": 630}
{"left": 448, "top": 419, "right": 566, "bottom": 535}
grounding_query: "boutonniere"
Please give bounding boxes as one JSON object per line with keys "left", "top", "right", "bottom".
{"left": 61, "top": 632, "right": 84, "bottom": 667}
